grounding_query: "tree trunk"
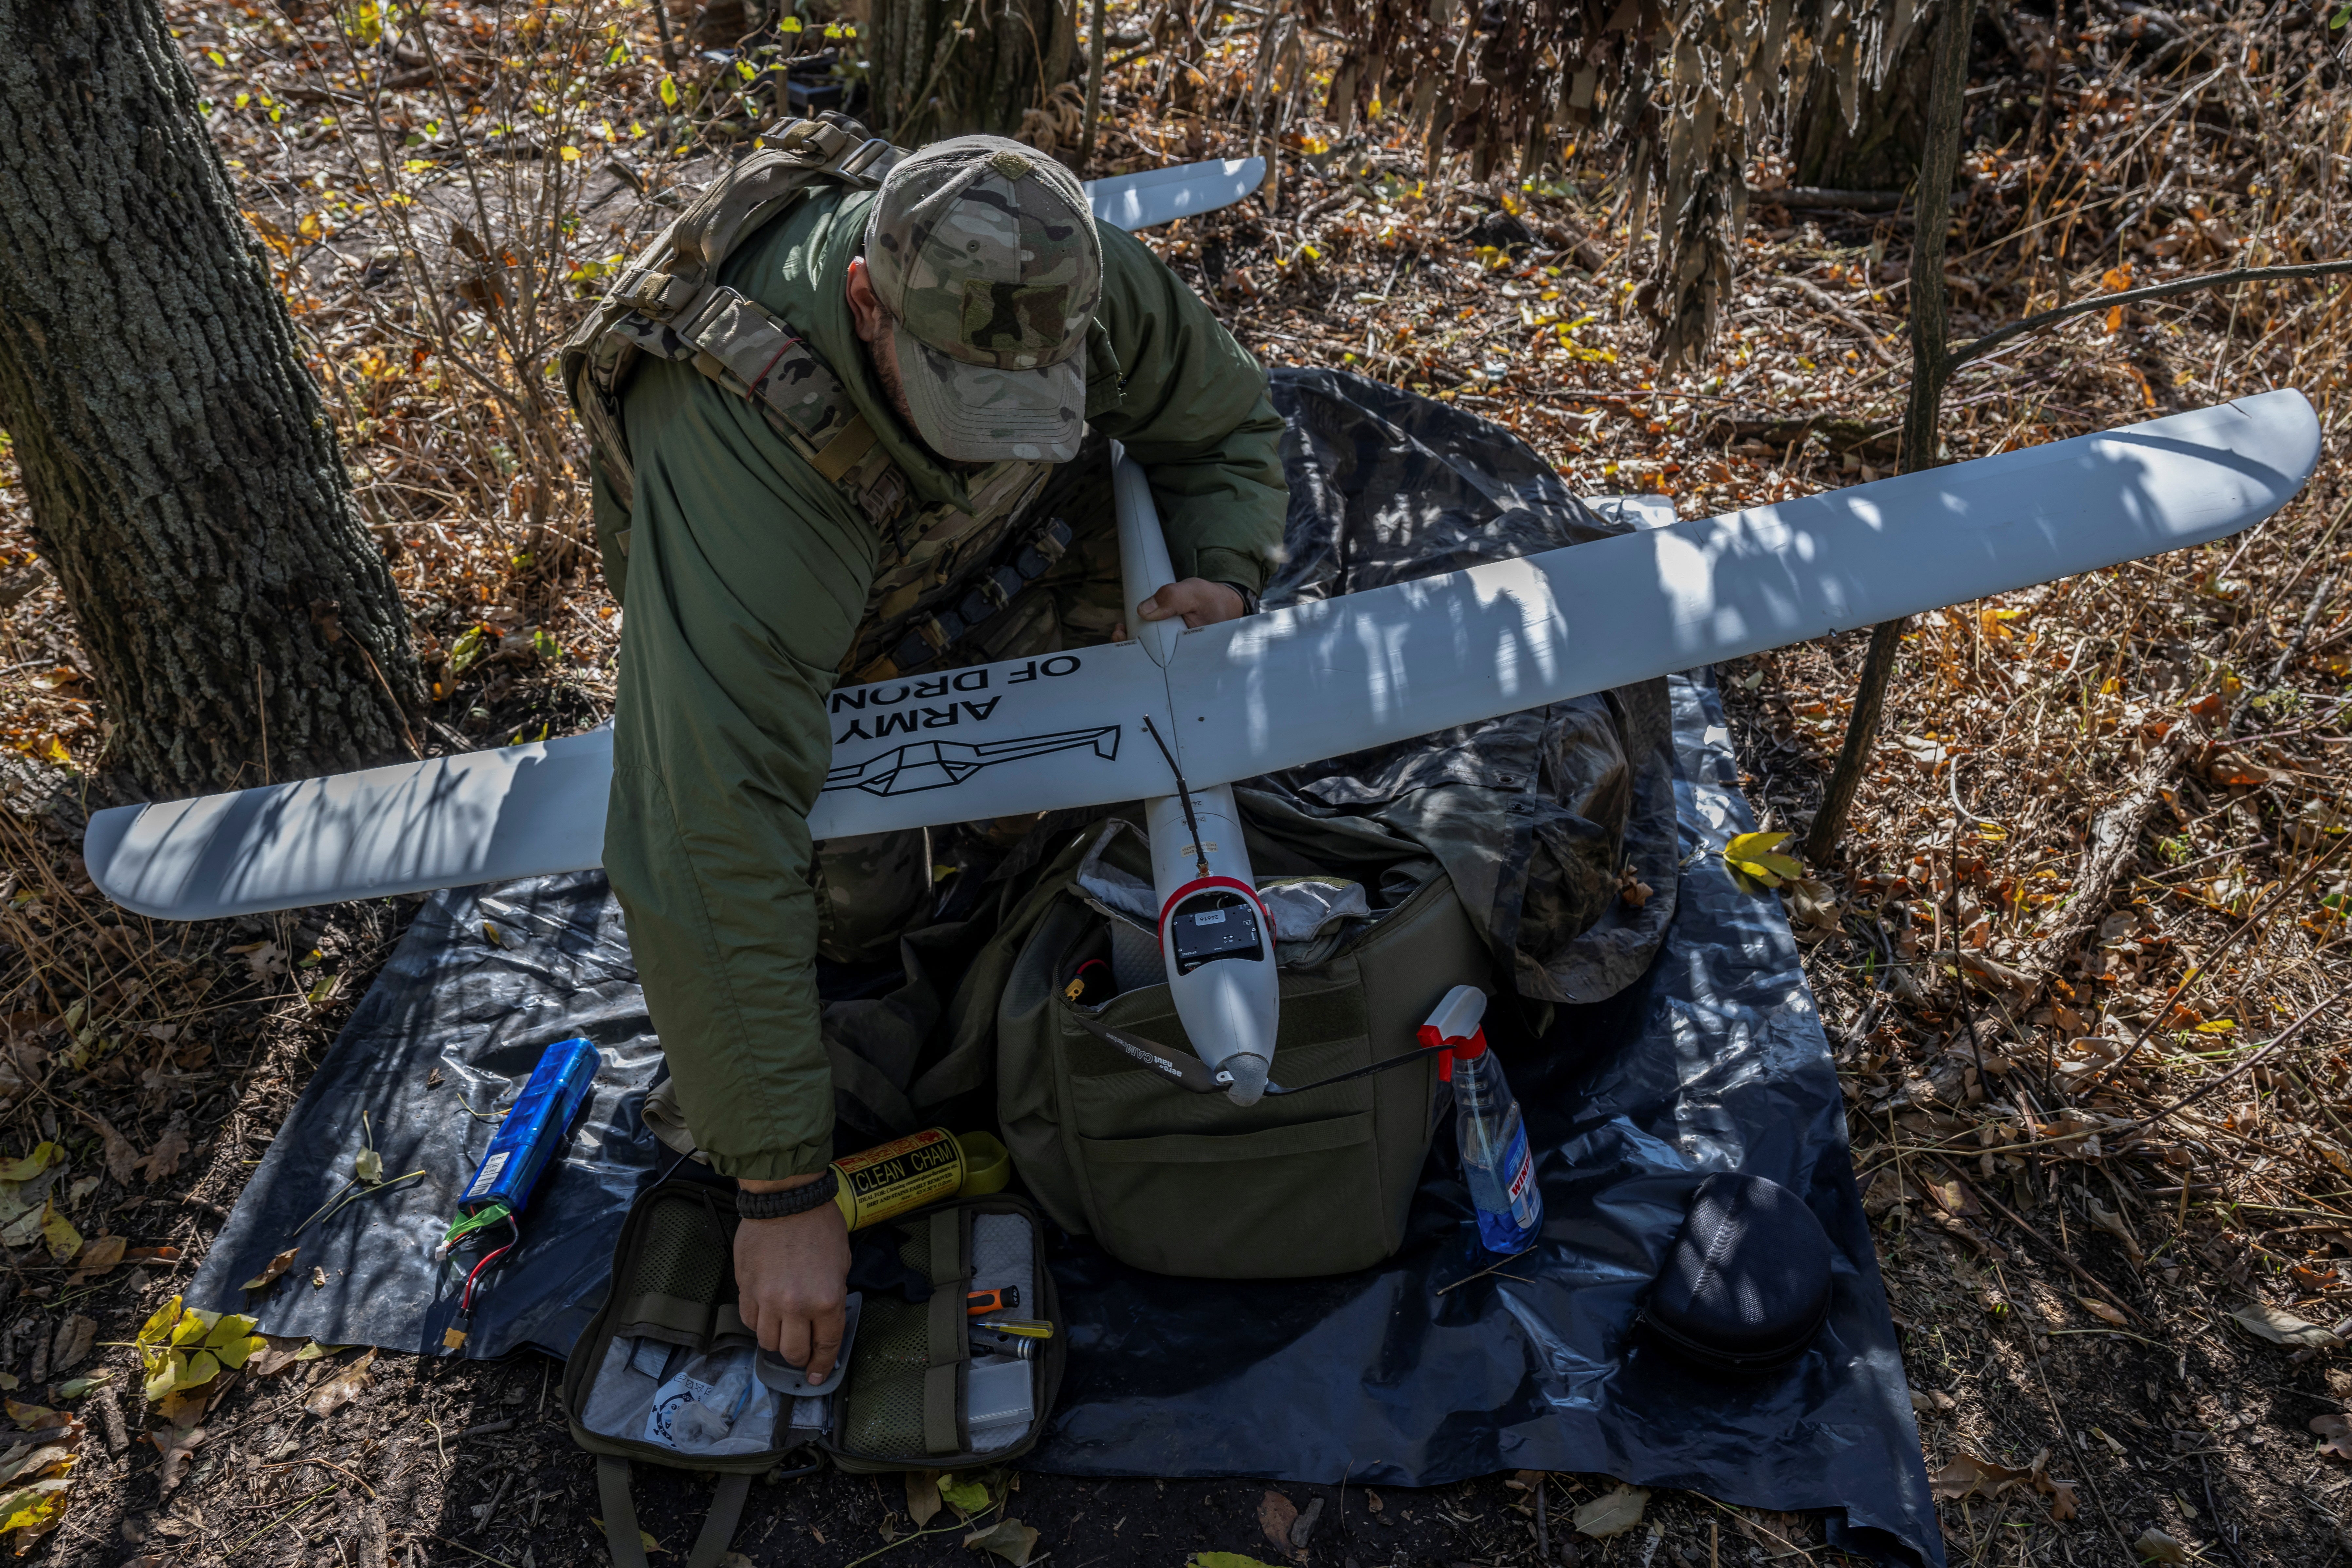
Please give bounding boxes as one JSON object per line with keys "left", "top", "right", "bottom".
{"left": 1787, "top": 16, "right": 1943, "bottom": 192}
{"left": 0, "top": 0, "right": 422, "bottom": 798}
{"left": 868, "top": 0, "right": 1078, "bottom": 145}
{"left": 1802, "top": 0, "right": 1975, "bottom": 867}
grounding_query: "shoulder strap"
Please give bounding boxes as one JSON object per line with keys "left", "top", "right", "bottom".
{"left": 559, "top": 113, "right": 904, "bottom": 506}
{"left": 598, "top": 1457, "right": 752, "bottom": 1568}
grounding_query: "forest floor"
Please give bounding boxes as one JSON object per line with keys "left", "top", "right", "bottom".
{"left": 1, "top": 2, "right": 2349, "bottom": 1566}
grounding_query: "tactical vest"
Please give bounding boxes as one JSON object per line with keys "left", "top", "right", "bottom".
{"left": 560, "top": 112, "right": 1066, "bottom": 683}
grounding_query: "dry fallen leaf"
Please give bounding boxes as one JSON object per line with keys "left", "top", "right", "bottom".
{"left": 48, "top": 1316, "right": 94, "bottom": 1375}
{"left": 66, "top": 1235, "right": 125, "bottom": 1286}
{"left": 904, "top": 1469, "right": 941, "bottom": 1528}
{"left": 241, "top": 1248, "right": 300, "bottom": 1292}
{"left": 149, "top": 1422, "right": 205, "bottom": 1494}
{"left": 962, "top": 1518, "right": 1041, "bottom": 1566}
{"left": 2133, "top": 1526, "right": 2188, "bottom": 1563}
{"left": 2079, "top": 1297, "right": 2129, "bottom": 1327}
{"left": 246, "top": 1336, "right": 312, "bottom": 1379}
{"left": 2086, "top": 1197, "right": 2143, "bottom": 1261}
{"left": 1571, "top": 1484, "right": 1649, "bottom": 1539}
{"left": 1928, "top": 1451, "right": 2034, "bottom": 1500}
{"left": 2230, "top": 1301, "right": 2344, "bottom": 1350}
{"left": 2312, "top": 1413, "right": 2352, "bottom": 1460}
{"left": 310, "top": 1266, "right": 328, "bottom": 1290}
{"left": 133, "top": 1115, "right": 191, "bottom": 1185}
{"left": 1257, "top": 1491, "right": 1298, "bottom": 1552}
{"left": 301, "top": 1349, "right": 376, "bottom": 1419}
{"left": 157, "top": 1386, "right": 208, "bottom": 1429}
{"left": 80, "top": 1114, "right": 139, "bottom": 1186}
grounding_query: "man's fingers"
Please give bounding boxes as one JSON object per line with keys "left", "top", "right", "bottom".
{"left": 803, "top": 1303, "right": 847, "bottom": 1382}
{"left": 772, "top": 1309, "right": 812, "bottom": 1371}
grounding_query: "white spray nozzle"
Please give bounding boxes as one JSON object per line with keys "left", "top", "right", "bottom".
{"left": 1420, "top": 984, "right": 1489, "bottom": 1045}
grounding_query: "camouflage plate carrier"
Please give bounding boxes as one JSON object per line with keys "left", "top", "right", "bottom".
{"left": 560, "top": 111, "right": 1070, "bottom": 683}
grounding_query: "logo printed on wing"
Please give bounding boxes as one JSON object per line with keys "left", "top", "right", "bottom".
{"left": 822, "top": 725, "right": 1122, "bottom": 797}
{"left": 829, "top": 656, "right": 1091, "bottom": 745}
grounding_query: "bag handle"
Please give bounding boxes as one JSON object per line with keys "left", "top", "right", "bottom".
{"left": 598, "top": 1457, "right": 751, "bottom": 1568}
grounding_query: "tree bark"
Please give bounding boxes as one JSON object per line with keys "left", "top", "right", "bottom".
{"left": 1786, "top": 15, "right": 1942, "bottom": 192}
{"left": 1803, "top": 0, "right": 1974, "bottom": 866}
{"left": 868, "top": 0, "right": 1078, "bottom": 144}
{"left": 0, "top": 0, "right": 422, "bottom": 798}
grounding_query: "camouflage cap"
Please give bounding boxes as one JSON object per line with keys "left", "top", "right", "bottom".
{"left": 863, "top": 135, "right": 1101, "bottom": 463}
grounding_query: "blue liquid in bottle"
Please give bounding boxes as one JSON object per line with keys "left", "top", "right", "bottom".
{"left": 1453, "top": 1039, "right": 1542, "bottom": 1254}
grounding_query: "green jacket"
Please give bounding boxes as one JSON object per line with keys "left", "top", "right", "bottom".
{"left": 595, "top": 185, "right": 1287, "bottom": 1180}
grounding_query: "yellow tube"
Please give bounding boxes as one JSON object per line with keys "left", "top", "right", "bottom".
{"left": 828, "top": 1128, "right": 1012, "bottom": 1230}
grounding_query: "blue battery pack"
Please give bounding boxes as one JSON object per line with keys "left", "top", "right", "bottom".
{"left": 460, "top": 1037, "right": 600, "bottom": 1215}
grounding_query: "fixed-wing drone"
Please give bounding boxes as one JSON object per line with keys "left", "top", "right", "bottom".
{"left": 74, "top": 159, "right": 2324, "bottom": 1104}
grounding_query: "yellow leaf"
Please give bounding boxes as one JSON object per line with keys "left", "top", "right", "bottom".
{"left": 136, "top": 1298, "right": 182, "bottom": 1351}
{"left": 1725, "top": 830, "right": 1792, "bottom": 861}
{"left": 779, "top": 13, "right": 803, "bottom": 28}
{"left": 658, "top": 74, "right": 679, "bottom": 108}
{"left": 38, "top": 1203, "right": 80, "bottom": 1263}
{"left": 592, "top": 1519, "right": 668, "bottom": 1554}
{"left": 2194, "top": 1019, "right": 2236, "bottom": 1034}
{"left": 169, "top": 1310, "right": 218, "bottom": 1350}
{"left": 1723, "top": 830, "right": 1802, "bottom": 889}
{"left": 560, "top": 144, "right": 582, "bottom": 161}
{"left": 143, "top": 1354, "right": 184, "bottom": 1403}
{"left": 0, "top": 1477, "right": 72, "bottom": 1537}
{"left": 202, "top": 1313, "right": 261, "bottom": 1353}
{"left": 0, "top": 1146, "right": 59, "bottom": 1183}
{"left": 177, "top": 1349, "right": 221, "bottom": 1390}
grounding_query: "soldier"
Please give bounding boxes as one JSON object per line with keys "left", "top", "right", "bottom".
{"left": 584, "top": 131, "right": 1286, "bottom": 1383}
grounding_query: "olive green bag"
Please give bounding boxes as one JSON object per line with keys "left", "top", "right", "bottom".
{"left": 566, "top": 1178, "right": 1063, "bottom": 1567}
{"left": 996, "top": 820, "right": 1490, "bottom": 1279}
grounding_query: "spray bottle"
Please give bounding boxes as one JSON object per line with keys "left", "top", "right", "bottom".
{"left": 1421, "top": 987, "right": 1542, "bottom": 1254}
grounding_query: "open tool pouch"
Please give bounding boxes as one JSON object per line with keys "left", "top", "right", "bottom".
{"left": 998, "top": 820, "right": 1490, "bottom": 1279}
{"left": 566, "top": 1176, "right": 1062, "bottom": 1567}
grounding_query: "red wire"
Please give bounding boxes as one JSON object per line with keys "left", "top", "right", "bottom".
{"left": 459, "top": 1220, "right": 519, "bottom": 1311}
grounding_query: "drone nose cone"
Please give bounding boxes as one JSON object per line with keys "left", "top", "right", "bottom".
{"left": 1219, "top": 1053, "right": 1271, "bottom": 1107}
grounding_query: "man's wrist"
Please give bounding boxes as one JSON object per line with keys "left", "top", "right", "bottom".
{"left": 737, "top": 1167, "right": 840, "bottom": 1219}
{"left": 739, "top": 1172, "right": 826, "bottom": 1195}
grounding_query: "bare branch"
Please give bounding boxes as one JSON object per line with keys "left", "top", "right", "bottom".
{"left": 1948, "top": 258, "right": 2352, "bottom": 370}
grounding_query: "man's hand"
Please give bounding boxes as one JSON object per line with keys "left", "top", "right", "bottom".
{"left": 1127, "top": 577, "right": 1247, "bottom": 634}
{"left": 734, "top": 1174, "right": 850, "bottom": 1381}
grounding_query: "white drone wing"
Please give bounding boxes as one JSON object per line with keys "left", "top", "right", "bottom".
{"left": 85, "top": 389, "right": 2320, "bottom": 920}
{"left": 1084, "top": 158, "right": 1267, "bottom": 231}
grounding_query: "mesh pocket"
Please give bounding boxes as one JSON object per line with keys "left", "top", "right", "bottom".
{"left": 839, "top": 1296, "right": 932, "bottom": 1457}
{"left": 623, "top": 1196, "right": 728, "bottom": 1307}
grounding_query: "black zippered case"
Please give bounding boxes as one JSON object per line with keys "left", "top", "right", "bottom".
{"left": 1640, "top": 1172, "right": 1834, "bottom": 1375}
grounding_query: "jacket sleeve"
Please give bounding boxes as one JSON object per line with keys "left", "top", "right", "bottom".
{"left": 602, "top": 355, "right": 875, "bottom": 1181}
{"left": 1091, "top": 223, "right": 1289, "bottom": 595}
